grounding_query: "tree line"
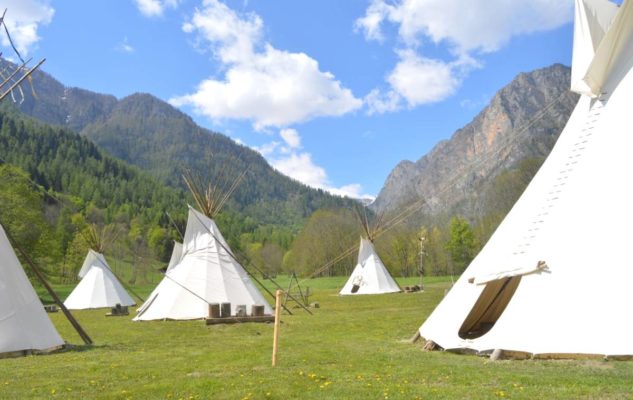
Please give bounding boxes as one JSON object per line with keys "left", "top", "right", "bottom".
{"left": 0, "top": 106, "right": 542, "bottom": 282}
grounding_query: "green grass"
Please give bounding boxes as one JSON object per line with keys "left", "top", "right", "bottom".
{"left": 3, "top": 276, "right": 633, "bottom": 399}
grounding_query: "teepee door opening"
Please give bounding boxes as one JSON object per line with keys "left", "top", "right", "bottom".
{"left": 458, "top": 276, "right": 522, "bottom": 340}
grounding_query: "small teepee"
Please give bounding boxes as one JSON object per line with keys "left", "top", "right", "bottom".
{"left": 64, "top": 225, "right": 135, "bottom": 310}
{"left": 0, "top": 223, "right": 64, "bottom": 357}
{"left": 340, "top": 207, "right": 401, "bottom": 295}
{"left": 63, "top": 250, "right": 135, "bottom": 310}
{"left": 419, "top": 0, "right": 633, "bottom": 358}
{"left": 134, "top": 170, "right": 272, "bottom": 320}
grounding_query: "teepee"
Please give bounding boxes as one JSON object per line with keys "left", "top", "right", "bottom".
{"left": 340, "top": 207, "right": 401, "bottom": 295}
{"left": 165, "top": 241, "right": 183, "bottom": 273}
{"left": 134, "top": 170, "right": 272, "bottom": 320}
{"left": 419, "top": 0, "right": 633, "bottom": 358}
{"left": 63, "top": 249, "right": 135, "bottom": 310}
{"left": 0, "top": 223, "right": 64, "bottom": 357}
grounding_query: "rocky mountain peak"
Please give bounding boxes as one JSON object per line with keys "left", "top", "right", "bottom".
{"left": 371, "top": 64, "right": 578, "bottom": 220}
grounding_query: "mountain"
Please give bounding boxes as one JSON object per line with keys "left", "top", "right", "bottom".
{"left": 372, "top": 64, "right": 579, "bottom": 221}
{"left": 0, "top": 60, "right": 117, "bottom": 134}
{"left": 3, "top": 59, "right": 357, "bottom": 229}
{"left": 0, "top": 107, "right": 184, "bottom": 223}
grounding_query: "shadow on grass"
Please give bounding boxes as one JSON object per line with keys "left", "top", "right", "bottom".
{"left": 58, "top": 342, "right": 113, "bottom": 354}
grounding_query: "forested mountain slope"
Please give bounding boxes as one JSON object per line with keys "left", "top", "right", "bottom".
{"left": 3, "top": 59, "right": 358, "bottom": 230}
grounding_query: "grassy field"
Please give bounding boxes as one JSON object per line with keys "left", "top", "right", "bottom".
{"left": 2, "top": 276, "right": 633, "bottom": 399}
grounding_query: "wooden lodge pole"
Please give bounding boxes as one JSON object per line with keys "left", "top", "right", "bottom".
{"left": 272, "top": 290, "right": 283, "bottom": 367}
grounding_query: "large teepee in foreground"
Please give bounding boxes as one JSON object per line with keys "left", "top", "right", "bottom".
{"left": 135, "top": 170, "right": 272, "bottom": 320}
{"left": 63, "top": 250, "right": 135, "bottom": 310}
{"left": 419, "top": 0, "right": 633, "bottom": 358}
{"left": 340, "top": 208, "right": 401, "bottom": 295}
{"left": 0, "top": 224, "right": 64, "bottom": 357}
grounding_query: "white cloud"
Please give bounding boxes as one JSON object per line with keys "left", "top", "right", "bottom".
{"left": 170, "top": 0, "right": 362, "bottom": 129}
{"left": 134, "top": 0, "right": 180, "bottom": 17}
{"left": 365, "top": 50, "right": 465, "bottom": 113}
{"left": 327, "top": 184, "right": 375, "bottom": 202}
{"left": 253, "top": 141, "right": 280, "bottom": 157}
{"left": 182, "top": 0, "right": 262, "bottom": 64}
{"left": 357, "top": 0, "right": 573, "bottom": 111}
{"left": 357, "top": 0, "right": 573, "bottom": 54}
{"left": 365, "top": 88, "right": 401, "bottom": 115}
{"left": 388, "top": 50, "right": 459, "bottom": 106}
{"left": 116, "top": 37, "right": 135, "bottom": 54}
{"left": 271, "top": 152, "right": 328, "bottom": 189}
{"left": 280, "top": 128, "right": 301, "bottom": 149}
{"left": 251, "top": 129, "right": 373, "bottom": 200}
{"left": 0, "top": 0, "right": 54, "bottom": 56}
{"left": 270, "top": 152, "right": 374, "bottom": 200}
{"left": 354, "top": 0, "right": 393, "bottom": 43}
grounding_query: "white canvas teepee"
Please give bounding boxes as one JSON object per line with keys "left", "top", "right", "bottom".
{"left": 135, "top": 242, "right": 182, "bottom": 316}
{"left": 340, "top": 238, "right": 402, "bottom": 295}
{"left": 63, "top": 250, "right": 135, "bottom": 310}
{"left": 419, "top": 0, "right": 633, "bottom": 358}
{"left": 165, "top": 242, "right": 183, "bottom": 273}
{"left": 134, "top": 207, "right": 272, "bottom": 321}
{"left": 0, "top": 224, "right": 64, "bottom": 356}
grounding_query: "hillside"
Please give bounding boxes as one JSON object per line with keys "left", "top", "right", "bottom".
{"left": 372, "top": 64, "right": 578, "bottom": 221}
{"left": 0, "top": 107, "right": 193, "bottom": 279}
{"left": 2, "top": 59, "right": 358, "bottom": 229}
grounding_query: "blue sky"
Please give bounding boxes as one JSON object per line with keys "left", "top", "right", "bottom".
{"left": 2, "top": 0, "right": 584, "bottom": 199}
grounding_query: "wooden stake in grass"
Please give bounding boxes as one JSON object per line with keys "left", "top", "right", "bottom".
{"left": 272, "top": 289, "right": 283, "bottom": 367}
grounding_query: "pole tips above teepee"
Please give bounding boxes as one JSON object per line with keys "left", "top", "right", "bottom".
{"left": 354, "top": 204, "right": 384, "bottom": 242}
{"left": 81, "top": 224, "right": 117, "bottom": 254}
{"left": 182, "top": 167, "right": 248, "bottom": 219}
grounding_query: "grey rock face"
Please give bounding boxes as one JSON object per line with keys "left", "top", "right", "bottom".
{"left": 372, "top": 64, "right": 578, "bottom": 219}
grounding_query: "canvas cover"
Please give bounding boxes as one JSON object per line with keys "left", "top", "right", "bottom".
{"left": 64, "top": 250, "right": 135, "bottom": 310}
{"left": 583, "top": 0, "right": 633, "bottom": 96}
{"left": 571, "top": 0, "right": 619, "bottom": 95}
{"left": 134, "top": 208, "right": 272, "bottom": 321}
{"left": 419, "top": 0, "right": 633, "bottom": 358}
{"left": 166, "top": 242, "right": 183, "bottom": 273}
{"left": 340, "top": 238, "right": 401, "bottom": 295}
{"left": 0, "top": 224, "right": 64, "bottom": 355}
